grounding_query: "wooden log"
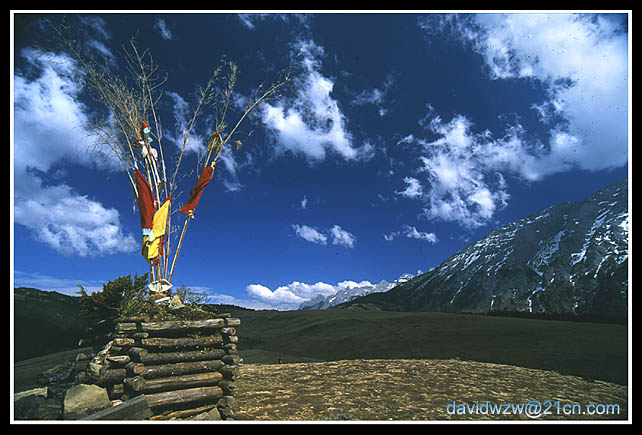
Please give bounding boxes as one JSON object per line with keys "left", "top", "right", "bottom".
{"left": 138, "top": 371, "right": 223, "bottom": 394}
{"left": 221, "top": 327, "right": 236, "bottom": 335}
{"left": 14, "top": 387, "right": 48, "bottom": 401}
{"left": 124, "top": 376, "right": 145, "bottom": 392}
{"left": 109, "top": 346, "right": 128, "bottom": 356}
{"left": 115, "top": 322, "right": 138, "bottom": 333}
{"left": 107, "top": 355, "right": 131, "bottom": 365}
{"left": 140, "top": 335, "right": 223, "bottom": 350}
{"left": 116, "top": 315, "right": 149, "bottom": 323}
{"left": 113, "top": 338, "right": 135, "bottom": 347}
{"left": 81, "top": 394, "right": 151, "bottom": 421}
{"left": 99, "top": 368, "right": 127, "bottom": 386}
{"left": 224, "top": 318, "right": 241, "bottom": 327}
{"left": 129, "top": 347, "right": 148, "bottom": 361}
{"left": 125, "top": 362, "right": 145, "bottom": 376}
{"left": 150, "top": 403, "right": 217, "bottom": 420}
{"left": 140, "top": 318, "right": 225, "bottom": 332}
{"left": 136, "top": 359, "right": 225, "bottom": 379}
{"left": 132, "top": 349, "right": 225, "bottom": 365}
{"left": 108, "top": 333, "right": 133, "bottom": 340}
{"left": 145, "top": 386, "right": 223, "bottom": 408}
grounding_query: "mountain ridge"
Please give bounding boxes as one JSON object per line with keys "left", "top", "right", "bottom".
{"left": 342, "top": 178, "right": 629, "bottom": 319}
{"left": 297, "top": 273, "right": 415, "bottom": 310}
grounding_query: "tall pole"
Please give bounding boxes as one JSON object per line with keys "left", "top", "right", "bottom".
{"left": 168, "top": 212, "right": 193, "bottom": 283}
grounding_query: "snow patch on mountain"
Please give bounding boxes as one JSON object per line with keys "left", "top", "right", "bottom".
{"left": 298, "top": 273, "right": 414, "bottom": 310}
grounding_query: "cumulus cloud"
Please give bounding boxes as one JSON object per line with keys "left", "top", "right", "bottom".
{"left": 396, "top": 176, "right": 423, "bottom": 199}
{"left": 13, "top": 49, "right": 137, "bottom": 256}
{"left": 292, "top": 224, "right": 328, "bottom": 245}
{"left": 422, "top": 13, "right": 628, "bottom": 174}
{"left": 245, "top": 279, "right": 373, "bottom": 310}
{"left": 329, "top": 225, "right": 356, "bottom": 248}
{"left": 417, "top": 114, "right": 513, "bottom": 228}
{"left": 292, "top": 223, "right": 356, "bottom": 248}
{"left": 261, "top": 39, "right": 372, "bottom": 162}
{"left": 411, "top": 13, "right": 628, "bottom": 228}
{"left": 384, "top": 225, "right": 438, "bottom": 244}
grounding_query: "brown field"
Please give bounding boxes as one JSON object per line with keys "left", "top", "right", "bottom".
{"left": 234, "top": 359, "right": 628, "bottom": 421}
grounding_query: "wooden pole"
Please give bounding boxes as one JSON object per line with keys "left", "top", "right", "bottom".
{"left": 145, "top": 386, "right": 223, "bottom": 409}
{"left": 168, "top": 212, "right": 192, "bottom": 283}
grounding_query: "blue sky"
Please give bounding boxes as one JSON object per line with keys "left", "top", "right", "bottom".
{"left": 12, "top": 12, "right": 630, "bottom": 310}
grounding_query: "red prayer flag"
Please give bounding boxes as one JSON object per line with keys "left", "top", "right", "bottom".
{"left": 135, "top": 168, "right": 155, "bottom": 230}
{"left": 180, "top": 165, "right": 214, "bottom": 214}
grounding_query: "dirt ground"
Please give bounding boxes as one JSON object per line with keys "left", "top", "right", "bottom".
{"left": 233, "top": 359, "right": 628, "bottom": 421}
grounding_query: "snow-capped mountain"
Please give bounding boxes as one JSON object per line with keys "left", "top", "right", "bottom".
{"left": 298, "top": 273, "right": 414, "bottom": 310}
{"left": 345, "top": 179, "right": 629, "bottom": 319}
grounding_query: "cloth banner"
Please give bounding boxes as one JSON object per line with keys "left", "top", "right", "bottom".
{"left": 142, "top": 197, "right": 170, "bottom": 261}
{"left": 180, "top": 164, "right": 214, "bottom": 214}
{"left": 134, "top": 168, "right": 155, "bottom": 231}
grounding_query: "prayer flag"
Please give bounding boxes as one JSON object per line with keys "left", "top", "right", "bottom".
{"left": 134, "top": 168, "right": 155, "bottom": 231}
{"left": 142, "top": 197, "right": 170, "bottom": 261}
{"left": 180, "top": 164, "right": 214, "bottom": 214}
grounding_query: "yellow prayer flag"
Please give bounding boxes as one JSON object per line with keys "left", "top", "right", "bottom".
{"left": 141, "top": 198, "right": 170, "bottom": 261}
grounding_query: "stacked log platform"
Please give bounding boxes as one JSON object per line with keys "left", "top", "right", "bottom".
{"left": 82, "top": 315, "right": 241, "bottom": 419}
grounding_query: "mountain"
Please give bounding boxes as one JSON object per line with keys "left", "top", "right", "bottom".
{"left": 298, "top": 273, "right": 415, "bottom": 310}
{"left": 343, "top": 178, "right": 629, "bottom": 319}
{"left": 13, "top": 288, "right": 94, "bottom": 361}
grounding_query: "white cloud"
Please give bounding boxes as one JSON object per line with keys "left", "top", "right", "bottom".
{"left": 403, "top": 225, "right": 439, "bottom": 244}
{"left": 14, "top": 182, "right": 137, "bottom": 257}
{"left": 352, "top": 73, "right": 395, "bottom": 117}
{"left": 165, "top": 91, "right": 205, "bottom": 155}
{"left": 154, "top": 18, "right": 173, "bottom": 40}
{"left": 292, "top": 223, "right": 356, "bottom": 248}
{"left": 292, "top": 224, "right": 327, "bottom": 245}
{"left": 396, "top": 176, "right": 423, "bottom": 199}
{"left": 410, "top": 13, "right": 628, "bottom": 229}
{"left": 422, "top": 13, "right": 628, "bottom": 174}
{"left": 384, "top": 225, "right": 438, "bottom": 244}
{"left": 261, "top": 39, "right": 371, "bottom": 162}
{"left": 404, "top": 114, "right": 514, "bottom": 228}
{"left": 300, "top": 195, "right": 308, "bottom": 209}
{"left": 329, "top": 225, "right": 356, "bottom": 248}
{"left": 13, "top": 49, "right": 137, "bottom": 257}
{"left": 245, "top": 279, "right": 372, "bottom": 310}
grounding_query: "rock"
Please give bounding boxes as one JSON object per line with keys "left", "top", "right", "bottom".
{"left": 33, "top": 397, "right": 63, "bottom": 420}
{"left": 190, "top": 407, "right": 221, "bottom": 421}
{"left": 14, "top": 395, "right": 46, "bottom": 420}
{"left": 216, "top": 396, "right": 238, "bottom": 419}
{"left": 37, "top": 361, "right": 75, "bottom": 385}
{"left": 14, "top": 394, "right": 63, "bottom": 421}
{"left": 63, "top": 384, "right": 110, "bottom": 420}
